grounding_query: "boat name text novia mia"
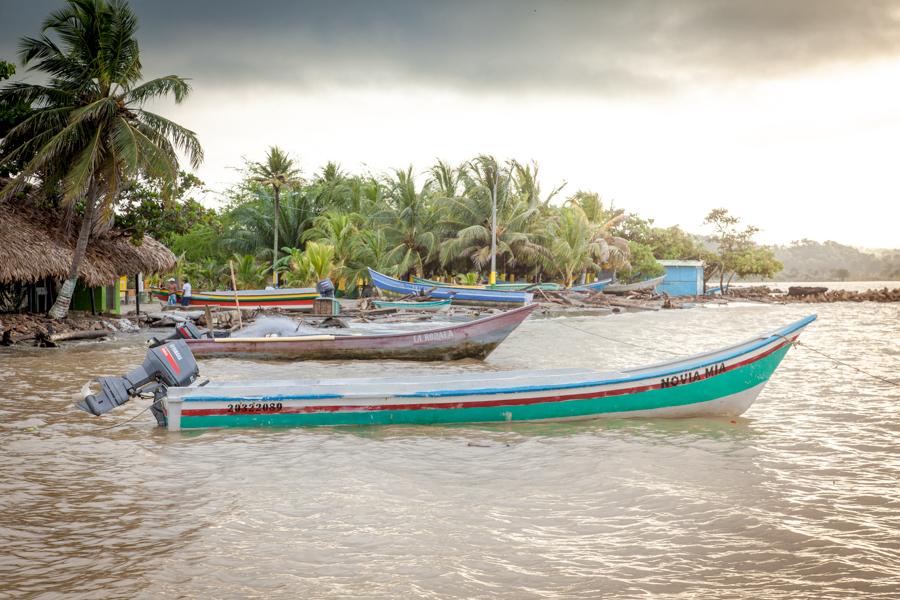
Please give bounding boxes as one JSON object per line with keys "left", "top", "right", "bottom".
{"left": 660, "top": 363, "right": 726, "bottom": 388}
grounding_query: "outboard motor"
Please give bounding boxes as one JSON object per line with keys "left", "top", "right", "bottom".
{"left": 148, "top": 320, "right": 208, "bottom": 348}
{"left": 77, "top": 340, "right": 199, "bottom": 421}
{"left": 173, "top": 320, "right": 205, "bottom": 340}
{"left": 316, "top": 278, "right": 335, "bottom": 298}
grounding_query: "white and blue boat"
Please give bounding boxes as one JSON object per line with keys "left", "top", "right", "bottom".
{"left": 368, "top": 268, "right": 533, "bottom": 305}
{"left": 570, "top": 278, "right": 613, "bottom": 292}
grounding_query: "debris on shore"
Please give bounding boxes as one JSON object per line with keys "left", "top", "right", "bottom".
{"left": 713, "top": 285, "right": 900, "bottom": 304}
{"left": 2, "top": 284, "right": 897, "bottom": 349}
{"left": 0, "top": 312, "right": 138, "bottom": 347}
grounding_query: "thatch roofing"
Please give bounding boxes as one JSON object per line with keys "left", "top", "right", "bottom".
{"left": 0, "top": 199, "right": 176, "bottom": 286}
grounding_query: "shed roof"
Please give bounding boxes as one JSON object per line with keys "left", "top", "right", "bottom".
{"left": 658, "top": 259, "right": 705, "bottom": 267}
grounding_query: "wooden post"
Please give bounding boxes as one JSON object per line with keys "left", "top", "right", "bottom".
{"left": 228, "top": 260, "right": 243, "bottom": 329}
{"left": 204, "top": 304, "right": 214, "bottom": 338}
{"left": 134, "top": 274, "right": 141, "bottom": 318}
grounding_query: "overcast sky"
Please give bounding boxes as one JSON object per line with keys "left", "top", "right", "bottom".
{"left": 2, "top": 0, "right": 899, "bottom": 247}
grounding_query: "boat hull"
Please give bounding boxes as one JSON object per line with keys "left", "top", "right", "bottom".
{"left": 162, "top": 315, "right": 815, "bottom": 430}
{"left": 412, "top": 277, "right": 565, "bottom": 292}
{"left": 569, "top": 278, "right": 612, "bottom": 292}
{"left": 604, "top": 275, "right": 665, "bottom": 294}
{"left": 184, "top": 304, "right": 535, "bottom": 361}
{"left": 369, "top": 268, "right": 533, "bottom": 305}
{"left": 371, "top": 299, "right": 451, "bottom": 311}
{"left": 150, "top": 287, "right": 317, "bottom": 309}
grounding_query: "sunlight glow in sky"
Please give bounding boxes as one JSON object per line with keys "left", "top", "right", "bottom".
{"left": 168, "top": 58, "right": 900, "bottom": 247}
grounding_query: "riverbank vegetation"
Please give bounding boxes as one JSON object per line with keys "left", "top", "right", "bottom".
{"left": 117, "top": 152, "right": 782, "bottom": 294}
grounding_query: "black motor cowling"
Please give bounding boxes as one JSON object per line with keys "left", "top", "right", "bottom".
{"left": 316, "top": 278, "right": 335, "bottom": 298}
{"left": 173, "top": 320, "right": 205, "bottom": 340}
{"left": 148, "top": 320, "right": 210, "bottom": 348}
{"left": 77, "top": 340, "right": 199, "bottom": 416}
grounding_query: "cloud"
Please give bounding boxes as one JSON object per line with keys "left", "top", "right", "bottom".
{"left": 2, "top": 0, "right": 900, "bottom": 95}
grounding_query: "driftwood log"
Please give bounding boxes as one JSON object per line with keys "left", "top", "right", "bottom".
{"left": 788, "top": 286, "right": 829, "bottom": 297}
{"left": 49, "top": 330, "right": 111, "bottom": 342}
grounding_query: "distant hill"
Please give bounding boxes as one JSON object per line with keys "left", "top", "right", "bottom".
{"left": 771, "top": 240, "right": 900, "bottom": 281}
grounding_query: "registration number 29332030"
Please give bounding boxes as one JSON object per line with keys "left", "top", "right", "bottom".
{"left": 225, "top": 402, "right": 283, "bottom": 413}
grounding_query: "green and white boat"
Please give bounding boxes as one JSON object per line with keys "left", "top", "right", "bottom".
{"left": 78, "top": 316, "right": 816, "bottom": 431}
{"left": 371, "top": 299, "right": 452, "bottom": 312}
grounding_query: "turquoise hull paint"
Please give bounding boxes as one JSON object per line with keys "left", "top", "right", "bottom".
{"left": 175, "top": 344, "right": 791, "bottom": 429}
{"left": 372, "top": 300, "right": 451, "bottom": 309}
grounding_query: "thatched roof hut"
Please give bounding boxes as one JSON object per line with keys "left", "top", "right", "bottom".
{"left": 0, "top": 199, "right": 176, "bottom": 286}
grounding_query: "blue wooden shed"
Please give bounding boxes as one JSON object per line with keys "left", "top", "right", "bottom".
{"left": 658, "top": 260, "right": 704, "bottom": 296}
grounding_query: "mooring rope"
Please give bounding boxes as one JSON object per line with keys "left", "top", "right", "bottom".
{"left": 782, "top": 337, "right": 899, "bottom": 388}
{"left": 554, "top": 320, "right": 682, "bottom": 358}
{"left": 558, "top": 321, "right": 898, "bottom": 388}
{"left": 94, "top": 396, "right": 161, "bottom": 431}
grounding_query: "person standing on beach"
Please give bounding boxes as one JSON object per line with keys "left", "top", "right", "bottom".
{"left": 166, "top": 278, "right": 177, "bottom": 305}
{"left": 181, "top": 279, "right": 192, "bottom": 307}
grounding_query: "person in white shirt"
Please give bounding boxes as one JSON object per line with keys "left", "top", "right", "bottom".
{"left": 181, "top": 279, "right": 192, "bottom": 307}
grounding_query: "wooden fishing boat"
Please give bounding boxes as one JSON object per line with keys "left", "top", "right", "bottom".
{"left": 569, "top": 278, "right": 613, "bottom": 292}
{"left": 371, "top": 299, "right": 452, "bottom": 311}
{"left": 150, "top": 287, "right": 318, "bottom": 308}
{"left": 369, "top": 268, "right": 533, "bottom": 305}
{"left": 604, "top": 275, "right": 666, "bottom": 294}
{"left": 412, "top": 276, "right": 614, "bottom": 293}
{"left": 412, "top": 276, "right": 564, "bottom": 292}
{"left": 183, "top": 304, "right": 534, "bottom": 360}
{"left": 78, "top": 315, "right": 816, "bottom": 430}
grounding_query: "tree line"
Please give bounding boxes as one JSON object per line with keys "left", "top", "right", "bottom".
{"left": 121, "top": 149, "right": 782, "bottom": 295}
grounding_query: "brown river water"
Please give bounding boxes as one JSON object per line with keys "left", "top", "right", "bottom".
{"left": 1, "top": 302, "right": 898, "bottom": 599}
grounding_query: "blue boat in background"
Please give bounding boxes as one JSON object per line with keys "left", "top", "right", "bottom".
{"left": 368, "top": 268, "right": 534, "bottom": 305}
{"left": 570, "top": 278, "right": 613, "bottom": 292}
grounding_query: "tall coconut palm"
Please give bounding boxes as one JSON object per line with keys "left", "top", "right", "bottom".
{"left": 249, "top": 146, "right": 301, "bottom": 285}
{"left": 441, "top": 157, "right": 546, "bottom": 278}
{"left": 380, "top": 167, "right": 441, "bottom": 279}
{"left": 549, "top": 206, "right": 609, "bottom": 286}
{"left": 565, "top": 191, "right": 631, "bottom": 277}
{"left": 0, "top": 0, "right": 203, "bottom": 318}
{"left": 222, "top": 186, "right": 318, "bottom": 260}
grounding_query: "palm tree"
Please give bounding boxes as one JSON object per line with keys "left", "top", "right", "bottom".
{"left": 0, "top": 0, "right": 203, "bottom": 318}
{"left": 230, "top": 254, "right": 268, "bottom": 289}
{"left": 380, "top": 167, "right": 441, "bottom": 279}
{"left": 565, "top": 191, "right": 631, "bottom": 278}
{"left": 221, "top": 186, "right": 318, "bottom": 260}
{"left": 343, "top": 229, "right": 396, "bottom": 293}
{"left": 279, "top": 242, "right": 335, "bottom": 287}
{"left": 311, "top": 161, "right": 353, "bottom": 211}
{"left": 549, "top": 206, "right": 609, "bottom": 286}
{"left": 249, "top": 146, "right": 301, "bottom": 285}
{"left": 441, "top": 157, "right": 546, "bottom": 278}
